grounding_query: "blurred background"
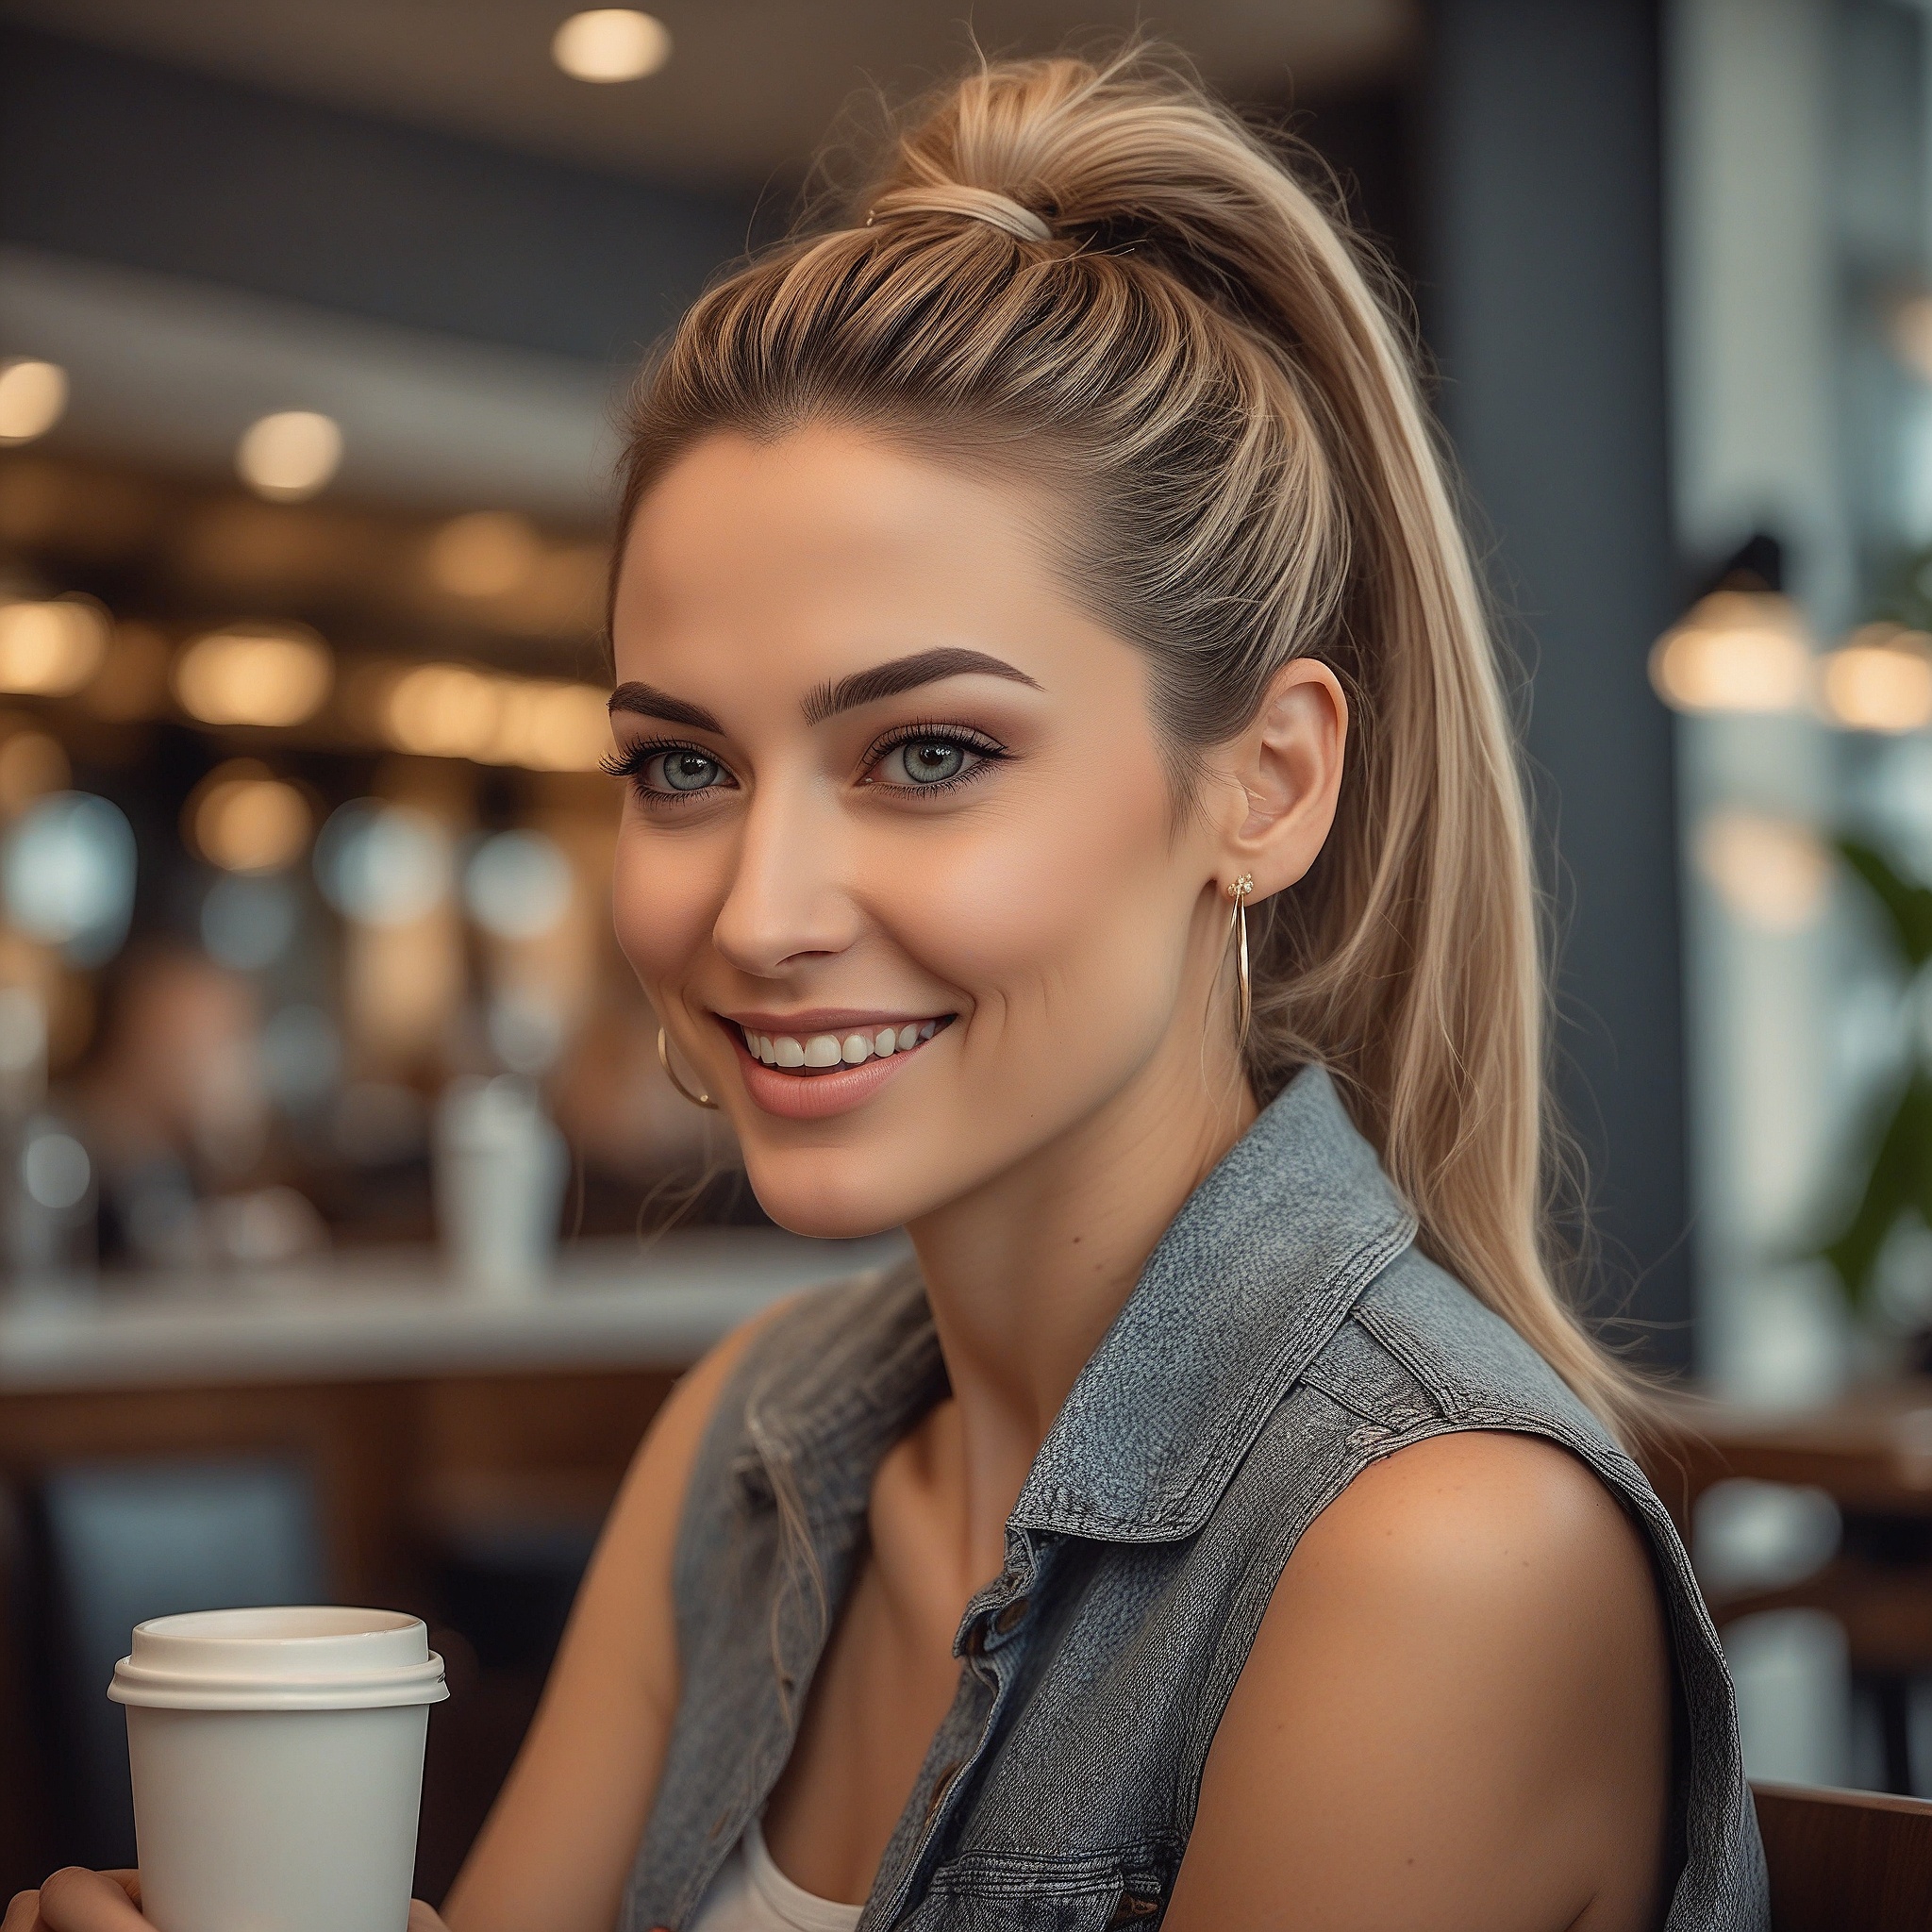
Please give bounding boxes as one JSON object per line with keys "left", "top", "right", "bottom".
{"left": 0, "top": 0, "right": 1928, "bottom": 1898}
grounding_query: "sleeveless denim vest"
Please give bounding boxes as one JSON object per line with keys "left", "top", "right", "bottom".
{"left": 622, "top": 1068, "right": 1769, "bottom": 1931}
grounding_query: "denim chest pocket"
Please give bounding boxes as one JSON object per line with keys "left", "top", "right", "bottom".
{"left": 900, "top": 1847, "right": 1172, "bottom": 1931}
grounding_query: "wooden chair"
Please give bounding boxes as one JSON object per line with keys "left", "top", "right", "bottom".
{"left": 1756, "top": 1781, "right": 1932, "bottom": 1929}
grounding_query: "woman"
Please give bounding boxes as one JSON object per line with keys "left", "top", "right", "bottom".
{"left": 13, "top": 45, "right": 1764, "bottom": 1932}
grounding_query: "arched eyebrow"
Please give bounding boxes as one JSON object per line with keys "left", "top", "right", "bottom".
{"left": 801, "top": 647, "right": 1042, "bottom": 724}
{"left": 608, "top": 684, "right": 725, "bottom": 732}
{"left": 608, "top": 648, "right": 1042, "bottom": 737}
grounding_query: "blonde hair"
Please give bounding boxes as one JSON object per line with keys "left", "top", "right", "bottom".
{"left": 614, "top": 44, "right": 1648, "bottom": 1441}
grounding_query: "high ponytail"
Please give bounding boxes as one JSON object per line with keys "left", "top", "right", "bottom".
{"left": 614, "top": 44, "right": 1650, "bottom": 1441}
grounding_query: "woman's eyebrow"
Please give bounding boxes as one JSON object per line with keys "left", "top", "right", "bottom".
{"left": 801, "top": 647, "right": 1043, "bottom": 724}
{"left": 607, "top": 683, "right": 725, "bottom": 733}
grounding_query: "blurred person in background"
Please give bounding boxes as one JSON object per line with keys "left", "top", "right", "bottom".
{"left": 74, "top": 944, "right": 323, "bottom": 1270}
{"left": 9, "top": 41, "right": 1762, "bottom": 1932}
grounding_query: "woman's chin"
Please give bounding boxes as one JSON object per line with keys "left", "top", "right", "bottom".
{"left": 739, "top": 1152, "right": 916, "bottom": 1242}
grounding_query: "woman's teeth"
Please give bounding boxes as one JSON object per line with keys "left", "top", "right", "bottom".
{"left": 740, "top": 1019, "right": 941, "bottom": 1073}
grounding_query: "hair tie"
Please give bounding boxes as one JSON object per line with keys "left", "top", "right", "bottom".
{"left": 866, "top": 184, "right": 1052, "bottom": 244}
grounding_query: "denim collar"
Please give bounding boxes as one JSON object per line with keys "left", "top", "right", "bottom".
{"left": 739, "top": 1065, "right": 1416, "bottom": 1544}
{"left": 1011, "top": 1066, "right": 1417, "bottom": 1541}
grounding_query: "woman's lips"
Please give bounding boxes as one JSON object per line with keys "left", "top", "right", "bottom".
{"left": 716, "top": 1015, "right": 951, "bottom": 1121}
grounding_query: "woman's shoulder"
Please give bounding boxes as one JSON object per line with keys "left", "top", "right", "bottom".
{"left": 1168, "top": 1426, "right": 1673, "bottom": 1931}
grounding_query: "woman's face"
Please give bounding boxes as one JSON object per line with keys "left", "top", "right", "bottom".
{"left": 608, "top": 422, "right": 1242, "bottom": 1238}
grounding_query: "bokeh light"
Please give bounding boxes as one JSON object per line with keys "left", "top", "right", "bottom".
{"left": 1694, "top": 809, "right": 1831, "bottom": 932}
{"left": 174, "top": 624, "right": 333, "bottom": 727}
{"left": 464, "top": 830, "right": 574, "bottom": 940}
{"left": 552, "top": 8, "right": 671, "bottom": 81}
{"left": 0, "top": 732, "right": 71, "bottom": 816}
{"left": 377, "top": 662, "right": 610, "bottom": 770}
{"left": 1, "top": 791, "right": 138, "bottom": 965}
{"left": 0, "top": 358, "right": 69, "bottom": 444}
{"left": 427, "top": 511, "right": 542, "bottom": 598}
{"left": 187, "top": 762, "right": 314, "bottom": 873}
{"left": 1650, "top": 592, "right": 1812, "bottom": 715}
{"left": 235, "top": 409, "right": 342, "bottom": 502}
{"left": 1818, "top": 625, "right": 1932, "bottom": 732}
{"left": 314, "top": 800, "right": 454, "bottom": 927}
{"left": 0, "top": 597, "right": 110, "bottom": 696}
{"left": 382, "top": 663, "right": 503, "bottom": 759}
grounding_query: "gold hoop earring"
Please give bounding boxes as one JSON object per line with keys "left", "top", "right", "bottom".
{"left": 657, "top": 1024, "right": 718, "bottom": 1109}
{"left": 1225, "top": 874, "right": 1255, "bottom": 1046}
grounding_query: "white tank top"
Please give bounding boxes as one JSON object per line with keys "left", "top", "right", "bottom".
{"left": 685, "top": 1817, "right": 862, "bottom": 1932}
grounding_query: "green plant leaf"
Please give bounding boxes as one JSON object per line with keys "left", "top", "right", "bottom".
{"left": 1822, "top": 1073, "right": 1932, "bottom": 1308}
{"left": 1840, "top": 839, "right": 1932, "bottom": 967}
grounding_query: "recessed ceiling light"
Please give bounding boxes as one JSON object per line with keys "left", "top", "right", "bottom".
{"left": 236, "top": 410, "right": 342, "bottom": 502}
{"left": 552, "top": 9, "right": 671, "bottom": 83}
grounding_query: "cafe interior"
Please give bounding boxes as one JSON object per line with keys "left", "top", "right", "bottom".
{"left": 4, "top": 0, "right": 1932, "bottom": 1907}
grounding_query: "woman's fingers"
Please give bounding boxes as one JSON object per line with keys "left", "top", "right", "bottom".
{"left": 1, "top": 1874, "right": 430, "bottom": 1932}
{"left": 7, "top": 1869, "right": 148, "bottom": 1930}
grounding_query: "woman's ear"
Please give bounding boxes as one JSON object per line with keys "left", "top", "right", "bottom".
{"left": 1214, "top": 658, "right": 1348, "bottom": 899}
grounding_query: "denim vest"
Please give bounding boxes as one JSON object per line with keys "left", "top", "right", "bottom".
{"left": 622, "top": 1068, "right": 1768, "bottom": 1931}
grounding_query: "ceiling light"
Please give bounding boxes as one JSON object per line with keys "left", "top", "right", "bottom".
{"left": 552, "top": 8, "right": 671, "bottom": 82}
{"left": 0, "top": 359, "right": 68, "bottom": 444}
{"left": 426, "top": 511, "right": 542, "bottom": 598}
{"left": 174, "top": 625, "right": 333, "bottom": 728}
{"left": 0, "top": 597, "right": 110, "bottom": 695}
{"left": 187, "top": 762, "right": 314, "bottom": 874}
{"left": 236, "top": 410, "right": 342, "bottom": 503}
{"left": 1648, "top": 591, "right": 1812, "bottom": 714}
{"left": 1818, "top": 625, "right": 1932, "bottom": 732}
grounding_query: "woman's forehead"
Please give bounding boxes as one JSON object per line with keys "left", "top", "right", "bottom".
{"left": 611, "top": 425, "right": 1090, "bottom": 688}
{"left": 621, "top": 424, "right": 1059, "bottom": 599}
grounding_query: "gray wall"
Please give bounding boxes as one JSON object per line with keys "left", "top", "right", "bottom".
{"left": 1426, "top": 0, "right": 1690, "bottom": 1365}
{"left": 0, "top": 25, "right": 752, "bottom": 365}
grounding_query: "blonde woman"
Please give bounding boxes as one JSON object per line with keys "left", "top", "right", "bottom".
{"left": 12, "top": 45, "right": 1763, "bottom": 1932}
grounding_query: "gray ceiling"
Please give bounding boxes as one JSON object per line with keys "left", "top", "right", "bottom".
{"left": 0, "top": 0, "right": 1418, "bottom": 191}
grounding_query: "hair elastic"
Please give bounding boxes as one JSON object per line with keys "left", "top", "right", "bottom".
{"left": 866, "top": 183, "right": 1052, "bottom": 244}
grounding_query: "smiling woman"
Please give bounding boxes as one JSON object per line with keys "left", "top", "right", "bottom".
{"left": 497, "top": 42, "right": 1757, "bottom": 1932}
{"left": 0, "top": 39, "right": 1763, "bottom": 1932}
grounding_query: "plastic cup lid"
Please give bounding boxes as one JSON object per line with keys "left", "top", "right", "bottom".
{"left": 108, "top": 1606, "right": 449, "bottom": 1711}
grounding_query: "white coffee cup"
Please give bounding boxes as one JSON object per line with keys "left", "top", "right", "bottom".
{"left": 108, "top": 1606, "right": 449, "bottom": 1932}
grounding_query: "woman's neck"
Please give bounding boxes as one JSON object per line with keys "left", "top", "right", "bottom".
{"left": 903, "top": 1025, "right": 1257, "bottom": 1584}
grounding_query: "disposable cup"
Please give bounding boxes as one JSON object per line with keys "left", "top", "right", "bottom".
{"left": 108, "top": 1606, "right": 448, "bottom": 1932}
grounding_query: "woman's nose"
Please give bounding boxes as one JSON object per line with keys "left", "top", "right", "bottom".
{"left": 710, "top": 791, "right": 863, "bottom": 975}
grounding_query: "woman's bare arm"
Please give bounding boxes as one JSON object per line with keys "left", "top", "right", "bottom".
{"left": 1166, "top": 1431, "right": 1672, "bottom": 1932}
{"left": 440, "top": 1305, "right": 783, "bottom": 1932}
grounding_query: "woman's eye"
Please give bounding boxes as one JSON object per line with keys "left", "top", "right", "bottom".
{"left": 876, "top": 739, "right": 972, "bottom": 787}
{"left": 649, "top": 749, "right": 725, "bottom": 793}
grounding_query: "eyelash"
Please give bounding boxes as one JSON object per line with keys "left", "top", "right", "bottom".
{"left": 601, "top": 724, "right": 1010, "bottom": 806}
{"left": 861, "top": 722, "right": 1010, "bottom": 794}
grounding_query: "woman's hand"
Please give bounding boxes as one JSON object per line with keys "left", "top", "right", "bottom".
{"left": 2, "top": 1871, "right": 448, "bottom": 1931}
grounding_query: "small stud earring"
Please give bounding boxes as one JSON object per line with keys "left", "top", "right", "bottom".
{"left": 657, "top": 1025, "right": 718, "bottom": 1109}
{"left": 1224, "top": 874, "right": 1255, "bottom": 1045}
